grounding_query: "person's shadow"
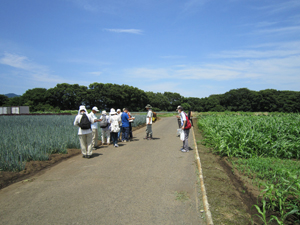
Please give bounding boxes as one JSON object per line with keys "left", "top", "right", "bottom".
{"left": 90, "top": 153, "right": 103, "bottom": 158}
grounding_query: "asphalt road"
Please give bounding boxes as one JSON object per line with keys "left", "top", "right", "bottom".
{"left": 0, "top": 117, "right": 204, "bottom": 225}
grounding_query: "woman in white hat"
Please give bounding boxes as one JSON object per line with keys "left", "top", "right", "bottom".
{"left": 99, "top": 110, "right": 110, "bottom": 145}
{"left": 109, "top": 108, "right": 121, "bottom": 147}
{"left": 73, "top": 105, "right": 96, "bottom": 158}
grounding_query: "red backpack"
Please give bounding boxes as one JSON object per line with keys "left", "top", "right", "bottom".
{"left": 182, "top": 112, "right": 192, "bottom": 130}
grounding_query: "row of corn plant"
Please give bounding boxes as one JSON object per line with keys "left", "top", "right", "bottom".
{"left": 198, "top": 114, "right": 300, "bottom": 159}
{"left": 0, "top": 114, "right": 146, "bottom": 171}
{"left": 197, "top": 114, "right": 300, "bottom": 224}
{"left": 231, "top": 158, "right": 300, "bottom": 224}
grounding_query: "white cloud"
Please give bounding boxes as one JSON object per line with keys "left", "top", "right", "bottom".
{"left": 0, "top": 53, "right": 32, "bottom": 70}
{"left": 182, "top": 0, "right": 210, "bottom": 13}
{"left": 88, "top": 71, "right": 102, "bottom": 76}
{"left": 210, "top": 41, "right": 300, "bottom": 59}
{"left": 104, "top": 29, "right": 143, "bottom": 35}
{"left": 126, "top": 54, "right": 300, "bottom": 86}
{"left": 160, "top": 55, "right": 186, "bottom": 59}
{"left": 256, "top": 0, "right": 300, "bottom": 14}
{"left": 256, "top": 26, "right": 300, "bottom": 35}
{"left": 0, "top": 52, "right": 65, "bottom": 84}
{"left": 67, "top": 0, "right": 98, "bottom": 12}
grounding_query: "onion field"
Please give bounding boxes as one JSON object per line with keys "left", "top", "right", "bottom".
{"left": 0, "top": 114, "right": 146, "bottom": 172}
{"left": 198, "top": 113, "right": 300, "bottom": 224}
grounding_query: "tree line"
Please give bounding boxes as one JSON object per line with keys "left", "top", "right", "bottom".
{"left": 0, "top": 83, "right": 300, "bottom": 113}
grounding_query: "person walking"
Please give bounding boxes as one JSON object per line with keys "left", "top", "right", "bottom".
{"left": 99, "top": 110, "right": 110, "bottom": 145}
{"left": 144, "top": 104, "right": 153, "bottom": 140}
{"left": 73, "top": 105, "right": 96, "bottom": 158}
{"left": 176, "top": 105, "right": 182, "bottom": 128}
{"left": 188, "top": 108, "right": 194, "bottom": 127}
{"left": 109, "top": 108, "right": 121, "bottom": 147}
{"left": 117, "top": 109, "right": 122, "bottom": 141}
{"left": 121, "top": 108, "right": 130, "bottom": 142}
{"left": 127, "top": 110, "right": 135, "bottom": 141}
{"left": 178, "top": 106, "right": 192, "bottom": 153}
{"left": 89, "top": 106, "right": 100, "bottom": 150}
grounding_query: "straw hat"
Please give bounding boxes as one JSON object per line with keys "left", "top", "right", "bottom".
{"left": 102, "top": 110, "right": 107, "bottom": 115}
{"left": 145, "top": 104, "right": 152, "bottom": 109}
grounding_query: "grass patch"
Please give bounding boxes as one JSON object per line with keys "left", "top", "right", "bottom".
{"left": 175, "top": 191, "right": 190, "bottom": 202}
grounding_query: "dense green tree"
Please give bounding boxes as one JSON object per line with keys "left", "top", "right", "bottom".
{"left": 221, "top": 88, "right": 257, "bottom": 111}
{"left": 87, "top": 83, "right": 149, "bottom": 111}
{"left": 46, "top": 83, "right": 88, "bottom": 110}
{"left": 21, "top": 88, "right": 48, "bottom": 111}
{"left": 146, "top": 92, "right": 170, "bottom": 111}
{"left": 257, "top": 89, "right": 279, "bottom": 112}
{"left": 0, "top": 94, "right": 8, "bottom": 106}
{"left": 3, "top": 96, "right": 23, "bottom": 107}
{"left": 163, "top": 92, "right": 183, "bottom": 111}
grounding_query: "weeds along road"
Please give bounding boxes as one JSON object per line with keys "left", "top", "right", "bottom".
{"left": 0, "top": 117, "right": 204, "bottom": 225}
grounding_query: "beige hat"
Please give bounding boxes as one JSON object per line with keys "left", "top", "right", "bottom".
{"left": 102, "top": 110, "right": 107, "bottom": 115}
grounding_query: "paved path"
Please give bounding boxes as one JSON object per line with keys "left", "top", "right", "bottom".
{"left": 0, "top": 117, "right": 203, "bottom": 225}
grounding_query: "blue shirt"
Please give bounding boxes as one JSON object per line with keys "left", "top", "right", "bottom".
{"left": 121, "top": 112, "right": 129, "bottom": 127}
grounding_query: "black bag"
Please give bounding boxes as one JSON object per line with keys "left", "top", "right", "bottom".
{"left": 99, "top": 115, "right": 108, "bottom": 128}
{"left": 79, "top": 114, "right": 91, "bottom": 129}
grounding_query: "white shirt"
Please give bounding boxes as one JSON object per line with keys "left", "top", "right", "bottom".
{"left": 89, "top": 111, "right": 98, "bottom": 129}
{"left": 117, "top": 113, "right": 122, "bottom": 126}
{"left": 146, "top": 110, "right": 153, "bottom": 124}
{"left": 180, "top": 111, "right": 187, "bottom": 126}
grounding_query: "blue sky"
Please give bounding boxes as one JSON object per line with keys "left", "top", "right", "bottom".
{"left": 0, "top": 0, "right": 300, "bottom": 98}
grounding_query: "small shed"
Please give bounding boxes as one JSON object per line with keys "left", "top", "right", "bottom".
{"left": 0, "top": 106, "right": 29, "bottom": 115}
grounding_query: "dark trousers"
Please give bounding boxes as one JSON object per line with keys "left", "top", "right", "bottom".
{"left": 122, "top": 127, "right": 130, "bottom": 141}
{"left": 111, "top": 132, "right": 118, "bottom": 145}
{"left": 129, "top": 122, "right": 133, "bottom": 139}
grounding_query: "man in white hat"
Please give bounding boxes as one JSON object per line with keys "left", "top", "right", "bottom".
{"left": 89, "top": 106, "right": 100, "bottom": 149}
{"left": 144, "top": 104, "right": 153, "bottom": 140}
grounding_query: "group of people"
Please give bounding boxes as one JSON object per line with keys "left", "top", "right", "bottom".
{"left": 74, "top": 104, "right": 154, "bottom": 158}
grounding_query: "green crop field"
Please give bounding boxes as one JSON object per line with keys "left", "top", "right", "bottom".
{"left": 0, "top": 114, "right": 146, "bottom": 172}
{"left": 198, "top": 113, "right": 300, "bottom": 224}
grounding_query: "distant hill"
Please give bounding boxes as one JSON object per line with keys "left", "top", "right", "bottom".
{"left": 5, "top": 93, "right": 20, "bottom": 98}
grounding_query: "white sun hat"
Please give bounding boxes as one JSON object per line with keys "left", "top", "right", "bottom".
{"left": 92, "top": 106, "right": 99, "bottom": 112}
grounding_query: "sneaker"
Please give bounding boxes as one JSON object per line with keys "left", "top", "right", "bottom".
{"left": 181, "top": 149, "right": 189, "bottom": 153}
{"left": 123, "top": 140, "right": 127, "bottom": 143}
{"left": 115, "top": 144, "right": 119, "bottom": 148}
